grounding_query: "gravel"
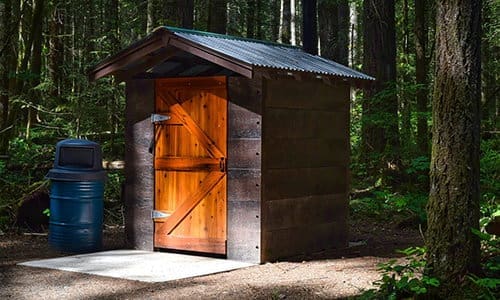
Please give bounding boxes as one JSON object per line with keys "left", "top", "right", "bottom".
{"left": 0, "top": 221, "right": 422, "bottom": 299}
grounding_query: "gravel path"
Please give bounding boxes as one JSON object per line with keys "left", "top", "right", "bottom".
{"left": 0, "top": 222, "right": 422, "bottom": 299}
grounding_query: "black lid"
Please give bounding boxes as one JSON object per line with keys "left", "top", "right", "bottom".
{"left": 46, "top": 139, "right": 106, "bottom": 181}
{"left": 52, "top": 139, "right": 103, "bottom": 171}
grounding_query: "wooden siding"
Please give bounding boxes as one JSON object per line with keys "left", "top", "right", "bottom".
{"left": 261, "top": 78, "right": 350, "bottom": 262}
{"left": 124, "top": 79, "right": 155, "bottom": 250}
{"left": 226, "top": 77, "right": 262, "bottom": 263}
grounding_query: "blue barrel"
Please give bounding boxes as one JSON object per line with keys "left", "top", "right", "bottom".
{"left": 47, "top": 139, "right": 106, "bottom": 253}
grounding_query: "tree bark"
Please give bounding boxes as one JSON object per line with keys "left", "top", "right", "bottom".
{"left": 290, "top": 0, "right": 296, "bottom": 45}
{"left": 271, "top": 0, "right": 280, "bottom": 41}
{"left": 481, "top": 0, "right": 498, "bottom": 129}
{"left": 1, "top": 0, "right": 13, "bottom": 132}
{"left": 255, "top": 0, "right": 263, "bottom": 39}
{"left": 26, "top": 0, "right": 45, "bottom": 135}
{"left": 426, "top": 0, "right": 481, "bottom": 296}
{"left": 1, "top": 0, "right": 20, "bottom": 153}
{"left": 48, "top": 1, "right": 64, "bottom": 100}
{"left": 336, "top": 0, "right": 349, "bottom": 65}
{"left": 208, "top": 0, "right": 227, "bottom": 34}
{"left": 178, "top": 0, "right": 194, "bottom": 29}
{"left": 399, "top": 0, "right": 412, "bottom": 155}
{"left": 0, "top": 0, "right": 14, "bottom": 153}
{"left": 279, "top": 0, "right": 291, "bottom": 44}
{"left": 415, "top": 0, "right": 429, "bottom": 154}
{"left": 318, "top": 0, "right": 336, "bottom": 59}
{"left": 146, "top": 0, "right": 154, "bottom": 33}
{"left": 246, "top": 0, "right": 256, "bottom": 38}
{"left": 302, "top": 0, "right": 317, "bottom": 55}
{"left": 361, "top": 0, "right": 400, "bottom": 178}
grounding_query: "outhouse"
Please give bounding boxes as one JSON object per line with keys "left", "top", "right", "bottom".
{"left": 89, "top": 27, "right": 374, "bottom": 263}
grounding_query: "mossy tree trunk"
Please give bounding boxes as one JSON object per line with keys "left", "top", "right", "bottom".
{"left": 426, "top": 0, "right": 482, "bottom": 296}
{"left": 415, "top": 0, "right": 429, "bottom": 155}
{"left": 361, "top": 0, "right": 400, "bottom": 179}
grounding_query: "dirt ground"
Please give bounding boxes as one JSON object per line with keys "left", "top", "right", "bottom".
{"left": 0, "top": 219, "right": 422, "bottom": 299}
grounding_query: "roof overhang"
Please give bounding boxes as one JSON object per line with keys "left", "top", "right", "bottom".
{"left": 88, "top": 28, "right": 253, "bottom": 82}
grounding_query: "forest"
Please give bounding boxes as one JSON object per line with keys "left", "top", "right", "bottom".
{"left": 0, "top": 0, "right": 498, "bottom": 298}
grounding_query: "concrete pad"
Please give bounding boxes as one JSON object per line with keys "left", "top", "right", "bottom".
{"left": 18, "top": 250, "right": 255, "bottom": 283}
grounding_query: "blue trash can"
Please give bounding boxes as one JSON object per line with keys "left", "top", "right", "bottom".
{"left": 47, "top": 139, "right": 107, "bottom": 253}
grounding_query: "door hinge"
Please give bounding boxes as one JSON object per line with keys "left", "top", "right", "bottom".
{"left": 151, "top": 210, "right": 171, "bottom": 219}
{"left": 151, "top": 113, "right": 171, "bottom": 124}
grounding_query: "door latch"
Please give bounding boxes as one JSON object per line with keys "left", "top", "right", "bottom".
{"left": 151, "top": 113, "right": 171, "bottom": 124}
{"left": 219, "top": 157, "right": 226, "bottom": 173}
{"left": 151, "top": 210, "right": 171, "bottom": 219}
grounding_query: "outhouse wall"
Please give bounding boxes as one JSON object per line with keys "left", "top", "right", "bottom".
{"left": 124, "top": 79, "right": 155, "bottom": 251}
{"left": 226, "top": 77, "right": 263, "bottom": 263}
{"left": 260, "top": 78, "right": 350, "bottom": 261}
{"left": 122, "top": 76, "right": 350, "bottom": 263}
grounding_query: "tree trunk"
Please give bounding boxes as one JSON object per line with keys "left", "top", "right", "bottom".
{"left": 0, "top": 0, "right": 13, "bottom": 153}
{"left": 290, "top": 0, "right": 296, "bottom": 45}
{"left": 1, "top": 0, "right": 13, "bottom": 131}
{"left": 26, "top": 0, "right": 45, "bottom": 137}
{"left": 279, "top": 0, "right": 291, "bottom": 44}
{"left": 271, "top": 0, "right": 280, "bottom": 41}
{"left": 481, "top": 0, "right": 498, "bottom": 129}
{"left": 361, "top": 0, "right": 400, "bottom": 178}
{"left": 48, "top": 1, "right": 64, "bottom": 100}
{"left": 426, "top": 0, "right": 481, "bottom": 296}
{"left": 318, "top": 0, "right": 336, "bottom": 59}
{"left": 208, "top": 0, "right": 227, "bottom": 34}
{"left": 146, "top": 0, "right": 154, "bottom": 33}
{"left": 353, "top": 1, "right": 363, "bottom": 68}
{"left": 302, "top": 0, "right": 317, "bottom": 55}
{"left": 415, "top": 0, "right": 429, "bottom": 154}
{"left": 336, "top": 0, "right": 349, "bottom": 65}
{"left": 399, "top": 0, "right": 412, "bottom": 155}
{"left": 255, "top": 0, "right": 263, "bottom": 39}
{"left": 178, "top": 0, "right": 194, "bottom": 29}
{"left": 1, "top": 0, "right": 20, "bottom": 153}
{"left": 246, "top": 0, "right": 256, "bottom": 38}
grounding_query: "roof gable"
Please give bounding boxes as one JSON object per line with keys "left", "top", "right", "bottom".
{"left": 89, "top": 27, "right": 374, "bottom": 83}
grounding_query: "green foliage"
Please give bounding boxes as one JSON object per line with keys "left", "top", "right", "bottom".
{"left": 103, "top": 170, "right": 125, "bottom": 226}
{"left": 468, "top": 228, "right": 500, "bottom": 299}
{"left": 350, "top": 190, "right": 428, "bottom": 225}
{"left": 359, "top": 247, "right": 439, "bottom": 299}
{"left": 480, "top": 139, "right": 500, "bottom": 199}
{"left": 467, "top": 275, "right": 500, "bottom": 300}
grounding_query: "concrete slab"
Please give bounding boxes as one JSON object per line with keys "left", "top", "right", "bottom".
{"left": 18, "top": 250, "right": 255, "bottom": 283}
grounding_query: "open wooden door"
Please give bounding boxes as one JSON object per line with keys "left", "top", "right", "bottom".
{"left": 154, "top": 76, "right": 227, "bottom": 255}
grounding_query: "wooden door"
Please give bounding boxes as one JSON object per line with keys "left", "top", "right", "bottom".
{"left": 154, "top": 76, "right": 227, "bottom": 255}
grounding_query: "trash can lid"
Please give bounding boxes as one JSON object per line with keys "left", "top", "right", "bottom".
{"left": 53, "top": 139, "right": 103, "bottom": 172}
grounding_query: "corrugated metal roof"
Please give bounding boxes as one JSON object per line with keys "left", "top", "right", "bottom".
{"left": 166, "top": 27, "right": 374, "bottom": 81}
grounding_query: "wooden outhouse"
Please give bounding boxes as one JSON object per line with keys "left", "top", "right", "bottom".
{"left": 89, "top": 27, "right": 374, "bottom": 263}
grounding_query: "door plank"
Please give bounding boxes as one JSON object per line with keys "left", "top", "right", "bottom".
{"left": 154, "top": 234, "right": 226, "bottom": 254}
{"left": 162, "top": 171, "right": 225, "bottom": 235}
{"left": 155, "top": 157, "right": 221, "bottom": 171}
{"left": 157, "top": 92, "right": 225, "bottom": 158}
